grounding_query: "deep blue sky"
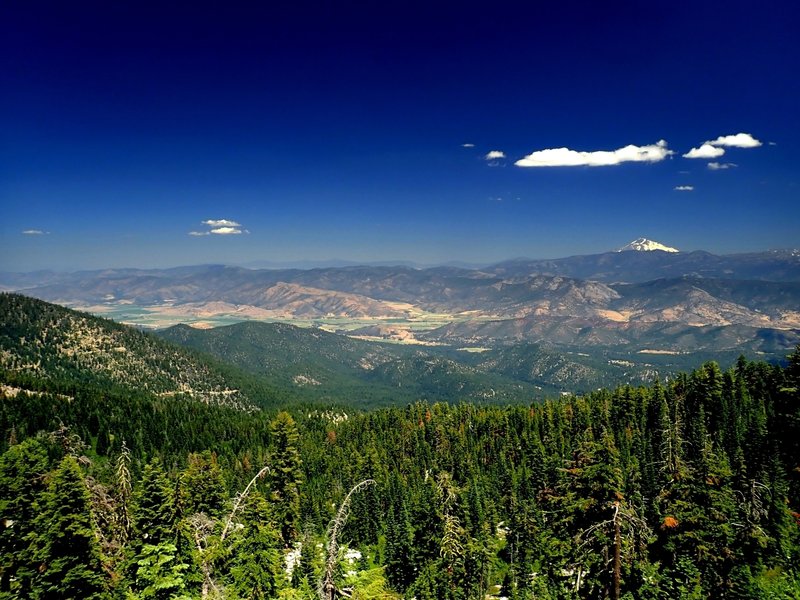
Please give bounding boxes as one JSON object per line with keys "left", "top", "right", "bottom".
{"left": 2, "top": 1, "right": 798, "bottom": 271}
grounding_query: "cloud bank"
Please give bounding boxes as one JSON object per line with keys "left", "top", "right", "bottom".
{"left": 515, "top": 140, "right": 673, "bottom": 167}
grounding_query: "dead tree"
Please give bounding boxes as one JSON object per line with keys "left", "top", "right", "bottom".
{"left": 319, "top": 479, "right": 376, "bottom": 600}
{"left": 576, "top": 501, "right": 650, "bottom": 600}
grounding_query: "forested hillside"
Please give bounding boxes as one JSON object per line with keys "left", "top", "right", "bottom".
{"left": 157, "top": 321, "right": 539, "bottom": 406}
{"left": 2, "top": 345, "right": 799, "bottom": 598}
{"left": 0, "top": 293, "right": 279, "bottom": 410}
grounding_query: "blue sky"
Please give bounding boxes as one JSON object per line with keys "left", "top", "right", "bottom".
{"left": 1, "top": 1, "right": 798, "bottom": 271}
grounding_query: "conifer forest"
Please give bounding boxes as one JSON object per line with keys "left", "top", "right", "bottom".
{"left": 2, "top": 346, "right": 800, "bottom": 598}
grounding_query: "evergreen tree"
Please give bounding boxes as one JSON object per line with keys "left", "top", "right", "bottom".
{"left": 31, "top": 455, "right": 106, "bottom": 599}
{"left": 226, "top": 491, "right": 281, "bottom": 600}
{"left": 181, "top": 450, "right": 227, "bottom": 517}
{"left": 127, "top": 542, "right": 191, "bottom": 600}
{"left": 133, "top": 460, "right": 175, "bottom": 546}
{"left": 384, "top": 487, "right": 414, "bottom": 591}
{"left": 0, "top": 437, "right": 51, "bottom": 597}
{"left": 292, "top": 528, "right": 319, "bottom": 588}
{"left": 269, "top": 411, "right": 303, "bottom": 545}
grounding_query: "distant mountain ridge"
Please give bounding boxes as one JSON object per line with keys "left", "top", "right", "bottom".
{"left": 488, "top": 248, "right": 800, "bottom": 283}
{"left": 2, "top": 245, "right": 799, "bottom": 358}
{"left": 2, "top": 294, "right": 663, "bottom": 405}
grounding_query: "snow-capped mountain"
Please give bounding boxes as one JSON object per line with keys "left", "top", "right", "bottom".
{"left": 617, "top": 238, "right": 679, "bottom": 253}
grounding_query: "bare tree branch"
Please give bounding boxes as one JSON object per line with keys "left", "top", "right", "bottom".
{"left": 319, "top": 479, "right": 376, "bottom": 600}
{"left": 221, "top": 465, "right": 270, "bottom": 542}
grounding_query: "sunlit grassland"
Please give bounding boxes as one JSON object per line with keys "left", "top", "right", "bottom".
{"left": 74, "top": 302, "right": 496, "bottom": 340}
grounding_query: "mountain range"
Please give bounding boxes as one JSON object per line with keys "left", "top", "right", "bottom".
{"left": 2, "top": 294, "right": 681, "bottom": 408}
{"left": 2, "top": 241, "right": 798, "bottom": 363}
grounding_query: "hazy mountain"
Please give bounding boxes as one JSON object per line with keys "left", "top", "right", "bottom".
{"left": 488, "top": 248, "right": 800, "bottom": 283}
{"left": 4, "top": 245, "right": 798, "bottom": 358}
{"left": 424, "top": 315, "right": 798, "bottom": 354}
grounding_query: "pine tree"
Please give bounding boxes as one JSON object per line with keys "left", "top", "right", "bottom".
{"left": 384, "top": 487, "right": 414, "bottom": 591}
{"left": 32, "top": 455, "right": 106, "bottom": 599}
{"left": 128, "top": 542, "right": 191, "bottom": 600}
{"left": 269, "top": 411, "right": 303, "bottom": 545}
{"left": 133, "top": 460, "right": 175, "bottom": 546}
{"left": 181, "top": 450, "right": 227, "bottom": 518}
{"left": 0, "top": 437, "right": 51, "bottom": 597}
{"left": 292, "top": 528, "right": 319, "bottom": 588}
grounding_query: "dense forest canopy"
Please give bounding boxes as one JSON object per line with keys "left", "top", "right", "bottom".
{"left": 1, "top": 294, "right": 799, "bottom": 597}
{"left": 2, "top": 346, "right": 800, "bottom": 598}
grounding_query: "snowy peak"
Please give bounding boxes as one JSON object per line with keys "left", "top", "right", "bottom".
{"left": 617, "top": 238, "right": 679, "bottom": 253}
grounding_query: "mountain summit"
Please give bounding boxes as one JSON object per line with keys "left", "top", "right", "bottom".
{"left": 617, "top": 238, "right": 679, "bottom": 253}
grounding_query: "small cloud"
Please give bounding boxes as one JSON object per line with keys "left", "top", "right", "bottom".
{"left": 768, "top": 141, "right": 777, "bottom": 146}
{"left": 485, "top": 150, "right": 506, "bottom": 160}
{"left": 461, "top": 143, "right": 475, "bottom": 148}
{"left": 708, "top": 162, "right": 737, "bottom": 170}
{"left": 515, "top": 140, "right": 673, "bottom": 167}
{"left": 674, "top": 185, "right": 694, "bottom": 191}
{"left": 189, "top": 218, "right": 246, "bottom": 237}
{"left": 706, "top": 132, "right": 762, "bottom": 148}
{"left": 203, "top": 219, "right": 241, "bottom": 227}
{"left": 22, "top": 229, "right": 48, "bottom": 235}
{"left": 683, "top": 144, "right": 725, "bottom": 159}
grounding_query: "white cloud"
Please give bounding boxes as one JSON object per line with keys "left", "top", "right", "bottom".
{"left": 485, "top": 150, "right": 506, "bottom": 160}
{"left": 461, "top": 143, "right": 475, "bottom": 148}
{"left": 674, "top": 185, "right": 694, "bottom": 191}
{"left": 683, "top": 144, "right": 726, "bottom": 159}
{"left": 203, "top": 219, "right": 241, "bottom": 227}
{"left": 707, "top": 162, "right": 737, "bottom": 170}
{"left": 189, "top": 218, "right": 247, "bottom": 236}
{"left": 515, "top": 140, "right": 673, "bottom": 167}
{"left": 768, "top": 141, "right": 777, "bottom": 146}
{"left": 210, "top": 227, "right": 243, "bottom": 235}
{"left": 21, "top": 229, "right": 48, "bottom": 235}
{"left": 705, "top": 132, "right": 762, "bottom": 148}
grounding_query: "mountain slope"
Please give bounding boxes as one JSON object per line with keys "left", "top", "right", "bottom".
{"left": 0, "top": 293, "right": 275, "bottom": 410}
{"left": 157, "top": 321, "right": 541, "bottom": 406}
